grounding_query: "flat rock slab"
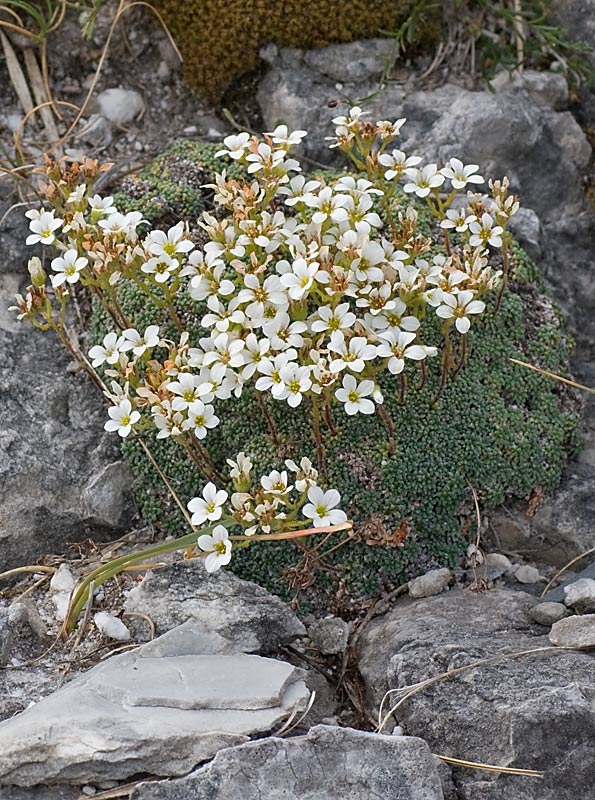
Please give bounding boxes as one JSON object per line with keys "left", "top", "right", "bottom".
{"left": 124, "top": 560, "right": 305, "bottom": 652}
{"left": 358, "top": 589, "right": 595, "bottom": 800}
{"left": 0, "top": 651, "right": 309, "bottom": 787}
{"left": 132, "top": 724, "right": 449, "bottom": 800}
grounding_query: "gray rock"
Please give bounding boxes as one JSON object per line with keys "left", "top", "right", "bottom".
{"left": 0, "top": 649, "right": 309, "bottom": 786}
{"left": 302, "top": 38, "right": 398, "bottom": 84}
{"left": 76, "top": 113, "right": 113, "bottom": 148}
{"left": 514, "top": 564, "right": 542, "bottom": 584}
{"left": 545, "top": 560, "right": 595, "bottom": 603}
{"left": 507, "top": 207, "right": 545, "bottom": 261}
{"left": 549, "top": 0, "right": 595, "bottom": 51}
{"left": 0, "top": 208, "right": 134, "bottom": 571}
{"left": 124, "top": 560, "right": 305, "bottom": 652}
{"left": 258, "top": 49, "right": 591, "bottom": 225}
{"left": 549, "top": 614, "right": 595, "bottom": 648}
{"left": 529, "top": 602, "right": 568, "bottom": 626}
{"left": 408, "top": 568, "right": 453, "bottom": 598}
{"left": 490, "top": 69, "right": 569, "bottom": 110}
{"left": 96, "top": 88, "right": 144, "bottom": 125}
{"left": 563, "top": 578, "right": 595, "bottom": 612}
{"left": 358, "top": 588, "right": 595, "bottom": 799}
{"left": 131, "top": 725, "right": 449, "bottom": 800}
{"left": 308, "top": 616, "right": 349, "bottom": 655}
{"left": 485, "top": 553, "right": 513, "bottom": 574}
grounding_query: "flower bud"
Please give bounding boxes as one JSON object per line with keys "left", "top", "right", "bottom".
{"left": 28, "top": 257, "right": 46, "bottom": 287}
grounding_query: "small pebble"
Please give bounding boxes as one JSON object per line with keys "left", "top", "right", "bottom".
{"left": 514, "top": 565, "right": 542, "bottom": 584}
{"left": 408, "top": 568, "right": 453, "bottom": 599}
{"left": 50, "top": 565, "right": 76, "bottom": 594}
{"left": 94, "top": 612, "right": 131, "bottom": 642}
{"left": 529, "top": 602, "right": 568, "bottom": 626}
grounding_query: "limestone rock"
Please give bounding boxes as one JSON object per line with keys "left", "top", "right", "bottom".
{"left": 408, "top": 568, "right": 453, "bottom": 598}
{"left": 131, "top": 725, "right": 449, "bottom": 800}
{"left": 0, "top": 650, "right": 309, "bottom": 787}
{"left": 563, "top": 578, "right": 595, "bottom": 612}
{"left": 96, "top": 88, "right": 145, "bottom": 125}
{"left": 549, "top": 614, "right": 595, "bottom": 648}
{"left": 124, "top": 560, "right": 305, "bottom": 652}
{"left": 358, "top": 588, "right": 595, "bottom": 799}
{"left": 308, "top": 616, "right": 349, "bottom": 655}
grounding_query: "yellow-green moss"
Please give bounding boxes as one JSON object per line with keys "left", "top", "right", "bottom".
{"left": 154, "top": 0, "right": 424, "bottom": 96}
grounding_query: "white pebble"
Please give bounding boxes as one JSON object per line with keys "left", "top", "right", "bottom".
{"left": 50, "top": 564, "right": 76, "bottom": 594}
{"left": 94, "top": 612, "right": 131, "bottom": 641}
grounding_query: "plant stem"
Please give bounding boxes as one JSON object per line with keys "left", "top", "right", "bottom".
{"left": 495, "top": 245, "right": 509, "bottom": 312}
{"left": 324, "top": 397, "right": 338, "bottom": 435}
{"left": 257, "top": 391, "right": 280, "bottom": 446}
{"left": 451, "top": 333, "right": 468, "bottom": 379}
{"left": 378, "top": 403, "right": 395, "bottom": 455}
{"left": 311, "top": 395, "right": 327, "bottom": 477}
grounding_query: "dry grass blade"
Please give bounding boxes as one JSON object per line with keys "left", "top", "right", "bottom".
{"left": 436, "top": 754, "right": 542, "bottom": 777}
{"left": 0, "top": 29, "right": 34, "bottom": 115}
{"left": 377, "top": 645, "right": 575, "bottom": 732}
{"left": 541, "top": 546, "right": 595, "bottom": 596}
{"left": 510, "top": 357, "right": 595, "bottom": 394}
{"left": 272, "top": 690, "right": 317, "bottom": 737}
{"left": 22, "top": 47, "right": 61, "bottom": 152}
{"left": 0, "top": 564, "right": 56, "bottom": 581}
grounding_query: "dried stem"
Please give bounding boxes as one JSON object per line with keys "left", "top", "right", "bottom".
{"left": 257, "top": 391, "right": 280, "bottom": 446}
{"left": 311, "top": 395, "right": 327, "bottom": 477}
{"left": 378, "top": 403, "right": 395, "bottom": 455}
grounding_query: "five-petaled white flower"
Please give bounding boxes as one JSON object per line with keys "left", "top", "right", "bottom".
{"left": 89, "top": 331, "right": 125, "bottom": 367}
{"left": 303, "top": 486, "right": 347, "bottom": 527}
{"left": 441, "top": 158, "right": 484, "bottom": 190}
{"left": 335, "top": 374, "right": 376, "bottom": 415}
{"left": 26, "top": 210, "right": 63, "bottom": 245}
{"left": 403, "top": 164, "right": 445, "bottom": 198}
{"left": 184, "top": 400, "right": 220, "bottom": 439}
{"left": 197, "top": 524, "right": 232, "bottom": 573}
{"left": 188, "top": 482, "right": 229, "bottom": 526}
{"left": 469, "top": 213, "right": 504, "bottom": 248}
{"left": 121, "top": 325, "right": 160, "bottom": 357}
{"left": 104, "top": 398, "right": 140, "bottom": 438}
{"left": 377, "top": 330, "right": 437, "bottom": 374}
{"left": 436, "top": 290, "right": 486, "bottom": 333}
{"left": 50, "top": 249, "right": 88, "bottom": 287}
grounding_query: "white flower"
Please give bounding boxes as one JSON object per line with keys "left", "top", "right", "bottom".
{"left": 262, "top": 313, "right": 307, "bottom": 350}
{"left": 121, "top": 325, "right": 160, "bottom": 357}
{"left": 285, "top": 456, "right": 318, "bottom": 492}
{"left": 308, "top": 187, "right": 350, "bottom": 225}
{"left": 88, "top": 194, "right": 116, "bottom": 216}
{"left": 167, "top": 372, "right": 209, "bottom": 411}
{"left": 184, "top": 400, "right": 220, "bottom": 439}
{"left": 261, "top": 469, "right": 292, "bottom": 495}
{"left": 265, "top": 125, "right": 307, "bottom": 147}
{"left": 328, "top": 333, "right": 377, "bottom": 373}
{"left": 89, "top": 331, "right": 125, "bottom": 367}
{"left": 202, "top": 332, "right": 245, "bottom": 382}
{"left": 26, "top": 210, "right": 63, "bottom": 245}
{"left": 378, "top": 149, "right": 421, "bottom": 180}
{"left": 237, "top": 274, "right": 287, "bottom": 320}
{"left": 303, "top": 486, "right": 347, "bottom": 527}
{"left": 50, "top": 249, "right": 88, "bottom": 287}
{"left": 377, "top": 330, "right": 437, "bottom": 374}
{"left": 440, "top": 208, "right": 476, "bottom": 232}
{"left": 67, "top": 185, "right": 86, "bottom": 205}
{"left": 197, "top": 525, "right": 232, "bottom": 573}
{"left": 278, "top": 175, "right": 321, "bottom": 206}
{"left": 331, "top": 106, "right": 366, "bottom": 130}
{"left": 277, "top": 363, "right": 312, "bottom": 407}
{"left": 188, "top": 482, "right": 228, "bottom": 526}
{"left": 145, "top": 221, "right": 194, "bottom": 259}
{"left": 239, "top": 332, "right": 269, "bottom": 379}
{"left": 468, "top": 213, "right": 504, "bottom": 248}
{"left": 216, "top": 132, "right": 251, "bottom": 160}
{"left": 376, "top": 118, "right": 406, "bottom": 139}
{"left": 227, "top": 452, "right": 253, "bottom": 484}
{"left": 280, "top": 258, "right": 319, "bottom": 300}
{"left": 255, "top": 351, "right": 297, "bottom": 396}
{"left": 441, "top": 158, "right": 484, "bottom": 190}
{"left": 310, "top": 303, "right": 356, "bottom": 335}
{"left": 403, "top": 164, "right": 445, "bottom": 198}
{"left": 436, "top": 290, "right": 486, "bottom": 333}
{"left": 335, "top": 374, "right": 376, "bottom": 415}
{"left": 104, "top": 398, "right": 140, "bottom": 438}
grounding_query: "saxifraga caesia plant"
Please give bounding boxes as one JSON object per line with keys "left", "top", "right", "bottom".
{"left": 13, "top": 109, "right": 519, "bottom": 631}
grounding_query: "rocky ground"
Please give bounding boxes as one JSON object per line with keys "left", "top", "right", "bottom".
{"left": 2, "top": 0, "right": 595, "bottom": 797}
